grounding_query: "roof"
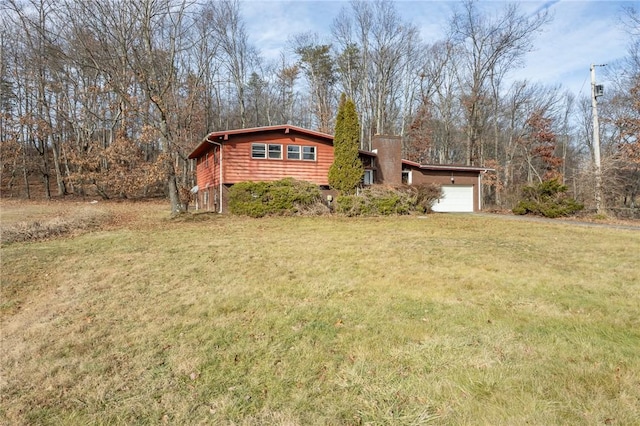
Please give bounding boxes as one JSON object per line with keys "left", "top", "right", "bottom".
{"left": 188, "top": 125, "right": 495, "bottom": 174}
{"left": 359, "top": 149, "right": 376, "bottom": 157}
{"left": 188, "top": 125, "right": 334, "bottom": 159}
{"left": 360, "top": 151, "right": 493, "bottom": 172}
{"left": 402, "top": 159, "right": 493, "bottom": 173}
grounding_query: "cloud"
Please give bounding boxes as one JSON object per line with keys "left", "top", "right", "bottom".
{"left": 531, "top": 0, "right": 562, "bottom": 16}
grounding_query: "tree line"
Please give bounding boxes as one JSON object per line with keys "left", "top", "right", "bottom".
{"left": 1, "top": 0, "right": 638, "bottom": 214}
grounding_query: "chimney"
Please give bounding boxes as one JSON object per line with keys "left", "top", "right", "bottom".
{"left": 372, "top": 135, "right": 402, "bottom": 185}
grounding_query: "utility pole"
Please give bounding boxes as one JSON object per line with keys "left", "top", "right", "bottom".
{"left": 591, "top": 63, "right": 606, "bottom": 215}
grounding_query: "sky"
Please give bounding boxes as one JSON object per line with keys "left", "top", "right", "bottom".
{"left": 240, "top": 0, "right": 635, "bottom": 98}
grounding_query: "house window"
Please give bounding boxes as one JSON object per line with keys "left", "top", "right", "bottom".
{"left": 402, "top": 170, "right": 412, "bottom": 185}
{"left": 287, "top": 145, "right": 301, "bottom": 160}
{"left": 302, "top": 146, "right": 316, "bottom": 161}
{"left": 268, "top": 144, "right": 282, "bottom": 159}
{"left": 363, "top": 169, "right": 374, "bottom": 185}
{"left": 252, "top": 143, "right": 283, "bottom": 159}
{"left": 287, "top": 145, "right": 316, "bottom": 161}
{"left": 252, "top": 143, "right": 266, "bottom": 159}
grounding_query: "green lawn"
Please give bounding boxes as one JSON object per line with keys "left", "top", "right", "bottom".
{"left": 1, "top": 205, "right": 639, "bottom": 425}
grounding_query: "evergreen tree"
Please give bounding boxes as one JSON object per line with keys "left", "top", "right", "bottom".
{"left": 329, "top": 94, "right": 364, "bottom": 194}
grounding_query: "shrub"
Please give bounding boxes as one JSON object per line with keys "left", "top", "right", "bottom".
{"left": 402, "top": 184, "right": 443, "bottom": 214}
{"left": 513, "top": 178, "right": 584, "bottom": 218}
{"left": 228, "top": 178, "right": 326, "bottom": 217}
{"left": 336, "top": 184, "right": 442, "bottom": 216}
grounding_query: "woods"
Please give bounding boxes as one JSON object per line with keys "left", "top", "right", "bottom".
{"left": 1, "top": 0, "right": 638, "bottom": 215}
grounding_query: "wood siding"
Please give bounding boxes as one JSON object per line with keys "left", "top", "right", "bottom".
{"left": 195, "top": 147, "right": 220, "bottom": 187}
{"left": 222, "top": 134, "right": 334, "bottom": 185}
{"left": 194, "top": 145, "right": 221, "bottom": 211}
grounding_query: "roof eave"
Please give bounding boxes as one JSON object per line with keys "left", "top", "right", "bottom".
{"left": 401, "top": 159, "right": 494, "bottom": 172}
{"left": 204, "top": 125, "right": 333, "bottom": 143}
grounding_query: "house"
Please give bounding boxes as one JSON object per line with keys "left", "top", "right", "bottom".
{"left": 188, "top": 125, "right": 490, "bottom": 213}
{"left": 365, "top": 135, "right": 491, "bottom": 212}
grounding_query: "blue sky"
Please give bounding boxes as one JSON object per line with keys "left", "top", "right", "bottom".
{"left": 241, "top": 0, "right": 634, "bottom": 97}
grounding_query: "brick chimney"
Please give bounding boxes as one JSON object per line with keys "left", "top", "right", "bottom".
{"left": 372, "top": 135, "right": 402, "bottom": 185}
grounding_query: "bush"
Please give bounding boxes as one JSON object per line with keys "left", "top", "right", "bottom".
{"left": 403, "top": 183, "right": 443, "bottom": 214}
{"left": 228, "top": 178, "right": 327, "bottom": 217}
{"left": 513, "top": 179, "right": 584, "bottom": 218}
{"left": 335, "top": 184, "right": 442, "bottom": 216}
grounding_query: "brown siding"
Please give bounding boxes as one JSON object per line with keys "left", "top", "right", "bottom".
{"left": 195, "top": 147, "right": 216, "bottom": 188}
{"left": 222, "top": 134, "right": 334, "bottom": 185}
{"left": 409, "top": 169, "right": 478, "bottom": 186}
{"left": 195, "top": 144, "right": 221, "bottom": 211}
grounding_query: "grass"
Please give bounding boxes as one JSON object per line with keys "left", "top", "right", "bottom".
{"left": 0, "top": 199, "right": 156, "bottom": 244}
{"left": 1, "top": 201, "right": 639, "bottom": 425}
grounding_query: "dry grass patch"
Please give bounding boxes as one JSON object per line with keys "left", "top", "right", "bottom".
{"left": 0, "top": 199, "right": 167, "bottom": 245}
{"left": 1, "top": 207, "right": 639, "bottom": 425}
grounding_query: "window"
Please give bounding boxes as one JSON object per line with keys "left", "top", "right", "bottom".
{"left": 252, "top": 143, "right": 283, "bottom": 159}
{"left": 302, "top": 146, "right": 316, "bottom": 161}
{"left": 287, "top": 145, "right": 301, "bottom": 160}
{"left": 363, "top": 169, "right": 374, "bottom": 185}
{"left": 251, "top": 143, "right": 266, "bottom": 159}
{"left": 402, "top": 170, "right": 412, "bottom": 185}
{"left": 268, "top": 144, "right": 282, "bottom": 159}
{"left": 287, "top": 145, "right": 316, "bottom": 161}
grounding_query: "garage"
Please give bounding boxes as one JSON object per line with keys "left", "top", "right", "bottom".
{"left": 432, "top": 185, "right": 474, "bottom": 212}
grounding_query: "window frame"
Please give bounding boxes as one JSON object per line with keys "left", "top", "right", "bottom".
{"left": 401, "top": 170, "right": 412, "bottom": 185}
{"left": 267, "top": 143, "right": 283, "bottom": 160}
{"left": 253, "top": 142, "right": 315, "bottom": 161}
{"left": 302, "top": 146, "right": 316, "bottom": 161}
{"left": 363, "top": 169, "right": 374, "bottom": 185}
{"left": 287, "top": 145, "right": 301, "bottom": 160}
{"left": 286, "top": 144, "right": 316, "bottom": 161}
{"left": 251, "top": 143, "right": 267, "bottom": 159}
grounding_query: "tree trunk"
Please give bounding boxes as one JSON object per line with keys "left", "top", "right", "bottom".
{"left": 51, "top": 137, "right": 66, "bottom": 196}
{"left": 39, "top": 139, "right": 51, "bottom": 199}
{"left": 167, "top": 162, "right": 183, "bottom": 214}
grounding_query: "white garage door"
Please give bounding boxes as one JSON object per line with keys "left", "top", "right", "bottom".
{"left": 432, "top": 185, "right": 474, "bottom": 212}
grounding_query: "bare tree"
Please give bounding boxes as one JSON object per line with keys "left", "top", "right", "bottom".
{"left": 620, "top": 4, "right": 640, "bottom": 71}
{"left": 418, "top": 41, "right": 466, "bottom": 164}
{"left": 291, "top": 32, "right": 336, "bottom": 133}
{"left": 449, "top": 0, "right": 551, "bottom": 166}
{"left": 273, "top": 53, "right": 300, "bottom": 126}
{"left": 62, "top": 0, "right": 205, "bottom": 211}
{"left": 5, "top": 0, "right": 72, "bottom": 197}
{"left": 208, "top": 0, "right": 256, "bottom": 129}
{"left": 332, "top": 0, "right": 420, "bottom": 149}
{"left": 191, "top": 1, "right": 222, "bottom": 131}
